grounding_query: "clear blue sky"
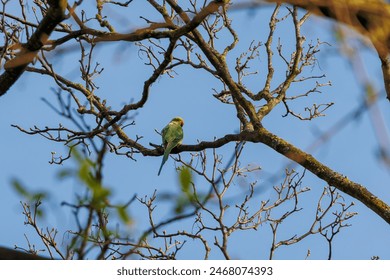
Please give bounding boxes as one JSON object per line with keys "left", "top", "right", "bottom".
{"left": 1, "top": 2, "right": 390, "bottom": 259}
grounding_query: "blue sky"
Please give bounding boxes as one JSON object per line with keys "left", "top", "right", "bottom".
{"left": 1, "top": 2, "right": 390, "bottom": 259}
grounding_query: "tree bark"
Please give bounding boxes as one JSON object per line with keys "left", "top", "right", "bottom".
{"left": 0, "top": 0, "right": 67, "bottom": 96}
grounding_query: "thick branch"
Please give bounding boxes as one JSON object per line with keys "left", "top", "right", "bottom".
{"left": 0, "top": 0, "right": 67, "bottom": 96}
{"left": 147, "top": 126, "right": 390, "bottom": 224}
{"left": 267, "top": 0, "right": 390, "bottom": 100}
{"left": 255, "top": 126, "right": 390, "bottom": 224}
{"left": 268, "top": 0, "right": 390, "bottom": 54}
{"left": 91, "top": 2, "right": 223, "bottom": 43}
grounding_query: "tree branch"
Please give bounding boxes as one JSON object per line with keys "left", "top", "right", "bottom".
{"left": 255, "top": 126, "right": 390, "bottom": 224}
{"left": 152, "top": 126, "right": 390, "bottom": 224}
{"left": 0, "top": 246, "right": 49, "bottom": 260}
{"left": 0, "top": 0, "right": 67, "bottom": 96}
{"left": 267, "top": 0, "right": 390, "bottom": 100}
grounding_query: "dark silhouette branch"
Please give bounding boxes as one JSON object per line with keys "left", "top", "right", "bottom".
{"left": 0, "top": 246, "right": 49, "bottom": 260}
{"left": 0, "top": 0, "right": 67, "bottom": 96}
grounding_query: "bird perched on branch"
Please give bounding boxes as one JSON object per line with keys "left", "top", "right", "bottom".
{"left": 157, "top": 117, "right": 184, "bottom": 176}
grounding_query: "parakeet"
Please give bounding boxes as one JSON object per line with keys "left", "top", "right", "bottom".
{"left": 157, "top": 117, "right": 184, "bottom": 176}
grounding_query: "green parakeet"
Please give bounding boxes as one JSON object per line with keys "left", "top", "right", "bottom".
{"left": 157, "top": 117, "right": 184, "bottom": 176}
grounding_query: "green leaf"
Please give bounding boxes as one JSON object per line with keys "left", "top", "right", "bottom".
{"left": 11, "top": 179, "right": 29, "bottom": 197}
{"left": 174, "top": 195, "right": 188, "bottom": 214}
{"left": 91, "top": 187, "right": 111, "bottom": 210}
{"left": 117, "top": 206, "right": 132, "bottom": 224}
{"left": 56, "top": 147, "right": 112, "bottom": 210}
{"left": 179, "top": 166, "right": 192, "bottom": 195}
{"left": 11, "top": 179, "right": 48, "bottom": 218}
{"left": 11, "top": 179, "right": 47, "bottom": 202}
{"left": 56, "top": 168, "right": 73, "bottom": 179}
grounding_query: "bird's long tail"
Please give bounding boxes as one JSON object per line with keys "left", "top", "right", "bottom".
{"left": 157, "top": 152, "right": 169, "bottom": 176}
{"left": 157, "top": 142, "right": 175, "bottom": 176}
